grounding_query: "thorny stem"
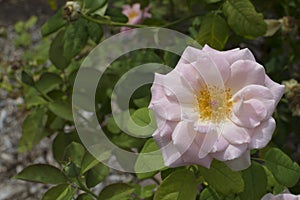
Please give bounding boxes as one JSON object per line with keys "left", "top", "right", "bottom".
{"left": 82, "top": 13, "right": 198, "bottom": 29}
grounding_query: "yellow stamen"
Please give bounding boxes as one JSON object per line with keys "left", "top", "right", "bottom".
{"left": 128, "top": 11, "right": 138, "bottom": 20}
{"left": 196, "top": 85, "right": 232, "bottom": 123}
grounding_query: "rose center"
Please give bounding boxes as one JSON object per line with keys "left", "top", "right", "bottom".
{"left": 128, "top": 11, "right": 138, "bottom": 20}
{"left": 196, "top": 85, "right": 232, "bottom": 123}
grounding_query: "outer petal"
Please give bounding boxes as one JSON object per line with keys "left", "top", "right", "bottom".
{"left": 151, "top": 99, "right": 181, "bottom": 121}
{"left": 162, "top": 70, "right": 195, "bottom": 104}
{"left": 202, "top": 45, "right": 231, "bottom": 83}
{"left": 265, "top": 75, "right": 285, "bottom": 105}
{"left": 221, "top": 121, "right": 252, "bottom": 144}
{"left": 261, "top": 193, "right": 300, "bottom": 200}
{"left": 211, "top": 143, "right": 248, "bottom": 161}
{"left": 172, "top": 121, "right": 196, "bottom": 154}
{"left": 249, "top": 118, "right": 276, "bottom": 149}
{"left": 225, "top": 150, "right": 251, "bottom": 171}
{"left": 198, "top": 126, "right": 221, "bottom": 158}
{"left": 226, "top": 60, "right": 266, "bottom": 94}
{"left": 203, "top": 45, "right": 255, "bottom": 65}
{"left": 153, "top": 130, "right": 184, "bottom": 167}
{"left": 211, "top": 134, "right": 229, "bottom": 153}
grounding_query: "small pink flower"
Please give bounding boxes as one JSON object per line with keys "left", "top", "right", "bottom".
{"left": 149, "top": 45, "right": 285, "bottom": 171}
{"left": 261, "top": 193, "right": 300, "bottom": 200}
{"left": 121, "top": 3, "right": 151, "bottom": 31}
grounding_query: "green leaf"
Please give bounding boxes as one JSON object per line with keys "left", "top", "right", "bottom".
{"left": 135, "top": 138, "right": 164, "bottom": 179}
{"left": 223, "top": 0, "right": 267, "bottom": 38}
{"left": 199, "top": 160, "right": 244, "bottom": 195}
{"left": 199, "top": 187, "right": 220, "bottom": 200}
{"left": 127, "top": 107, "right": 157, "bottom": 137}
{"left": 154, "top": 169, "right": 198, "bottom": 200}
{"left": 42, "top": 184, "right": 76, "bottom": 200}
{"left": 42, "top": 9, "right": 66, "bottom": 37}
{"left": 77, "top": 193, "right": 94, "bottom": 200}
{"left": 63, "top": 18, "right": 88, "bottom": 59}
{"left": 53, "top": 132, "right": 81, "bottom": 162}
{"left": 21, "top": 70, "right": 35, "bottom": 86}
{"left": 49, "top": 30, "right": 71, "bottom": 70}
{"left": 14, "top": 164, "right": 67, "bottom": 184}
{"left": 265, "top": 148, "right": 300, "bottom": 187}
{"left": 86, "top": 163, "right": 109, "bottom": 188}
{"left": 98, "top": 183, "right": 135, "bottom": 200}
{"left": 63, "top": 142, "right": 85, "bottom": 167}
{"left": 205, "top": 0, "right": 222, "bottom": 4}
{"left": 263, "top": 166, "right": 285, "bottom": 195}
{"left": 105, "top": 7, "right": 128, "bottom": 23}
{"left": 240, "top": 162, "right": 267, "bottom": 200}
{"left": 133, "top": 95, "right": 151, "bottom": 108}
{"left": 107, "top": 117, "right": 121, "bottom": 134}
{"left": 36, "top": 72, "right": 62, "bottom": 94}
{"left": 25, "top": 95, "right": 48, "bottom": 108}
{"left": 80, "top": 151, "right": 100, "bottom": 175}
{"left": 25, "top": 16, "right": 38, "bottom": 29}
{"left": 197, "top": 12, "right": 229, "bottom": 50}
{"left": 84, "top": 0, "right": 107, "bottom": 14}
{"left": 18, "top": 107, "right": 48, "bottom": 152}
{"left": 14, "top": 32, "right": 32, "bottom": 47}
{"left": 87, "top": 21, "right": 103, "bottom": 44}
{"left": 49, "top": 101, "right": 73, "bottom": 121}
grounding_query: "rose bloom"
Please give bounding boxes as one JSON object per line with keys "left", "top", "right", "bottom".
{"left": 149, "top": 45, "right": 285, "bottom": 171}
{"left": 121, "top": 3, "right": 151, "bottom": 32}
{"left": 261, "top": 193, "right": 300, "bottom": 200}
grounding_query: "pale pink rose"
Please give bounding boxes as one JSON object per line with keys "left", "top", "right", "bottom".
{"left": 149, "top": 45, "right": 285, "bottom": 171}
{"left": 261, "top": 193, "right": 300, "bottom": 200}
{"left": 121, "top": 3, "right": 151, "bottom": 32}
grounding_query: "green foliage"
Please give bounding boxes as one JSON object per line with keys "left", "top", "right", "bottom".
{"left": 14, "top": 164, "right": 67, "bottom": 184}
{"left": 63, "top": 18, "right": 89, "bottom": 59}
{"left": 222, "top": 0, "right": 267, "bottom": 38}
{"left": 265, "top": 148, "right": 300, "bottom": 187}
{"left": 240, "top": 162, "right": 267, "bottom": 200}
{"left": 85, "top": 163, "right": 109, "bottom": 188}
{"left": 41, "top": 9, "right": 66, "bottom": 37}
{"left": 18, "top": 107, "right": 48, "bottom": 152}
{"left": 14, "top": 0, "right": 300, "bottom": 199}
{"left": 42, "top": 184, "right": 76, "bottom": 200}
{"left": 154, "top": 169, "right": 198, "bottom": 200}
{"left": 198, "top": 160, "right": 244, "bottom": 195}
{"left": 199, "top": 187, "right": 220, "bottom": 200}
{"left": 197, "top": 12, "right": 229, "bottom": 50}
{"left": 135, "top": 138, "right": 164, "bottom": 179}
{"left": 98, "top": 183, "right": 135, "bottom": 200}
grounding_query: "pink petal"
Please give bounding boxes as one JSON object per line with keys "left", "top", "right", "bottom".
{"left": 265, "top": 75, "right": 285, "bottom": 105}
{"left": 230, "top": 85, "right": 276, "bottom": 128}
{"left": 198, "top": 126, "right": 220, "bottom": 158}
{"left": 221, "top": 121, "right": 252, "bottom": 144}
{"left": 132, "top": 3, "right": 141, "bottom": 11}
{"left": 226, "top": 60, "right": 266, "bottom": 94}
{"left": 231, "top": 98, "right": 267, "bottom": 128}
{"left": 211, "top": 143, "right": 248, "bottom": 161}
{"left": 176, "top": 62, "right": 205, "bottom": 92}
{"left": 202, "top": 45, "right": 231, "bottom": 83}
{"left": 162, "top": 70, "right": 195, "bottom": 104}
{"left": 151, "top": 100, "right": 181, "bottom": 121}
{"left": 249, "top": 118, "right": 276, "bottom": 149}
{"left": 172, "top": 121, "right": 197, "bottom": 154}
{"left": 203, "top": 45, "right": 255, "bottom": 65}
{"left": 211, "top": 135, "right": 229, "bottom": 153}
{"left": 225, "top": 150, "right": 251, "bottom": 171}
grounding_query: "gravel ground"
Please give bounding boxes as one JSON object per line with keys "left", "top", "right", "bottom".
{"left": 0, "top": 1, "right": 58, "bottom": 199}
